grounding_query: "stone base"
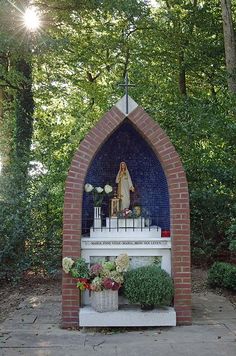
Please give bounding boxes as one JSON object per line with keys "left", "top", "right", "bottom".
{"left": 79, "top": 305, "right": 176, "bottom": 327}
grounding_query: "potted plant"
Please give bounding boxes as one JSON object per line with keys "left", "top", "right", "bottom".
{"left": 62, "top": 254, "right": 130, "bottom": 312}
{"left": 123, "top": 265, "right": 174, "bottom": 310}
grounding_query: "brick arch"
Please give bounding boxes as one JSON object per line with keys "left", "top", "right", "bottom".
{"left": 62, "top": 105, "right": 191, "bottom": 328}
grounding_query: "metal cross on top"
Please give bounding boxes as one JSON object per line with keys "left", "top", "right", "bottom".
{"left": 118, "top": 73, "right": 135, "bottom": 115}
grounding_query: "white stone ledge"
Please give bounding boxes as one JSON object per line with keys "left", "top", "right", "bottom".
{"left": 90, "top": 228, "right": 162, "bottom": 239}
{"left": 81, "top": 237, "right": 171, "bottom": 249}
{"left": 79, "top": 306, "right": 176, "bottom": 327}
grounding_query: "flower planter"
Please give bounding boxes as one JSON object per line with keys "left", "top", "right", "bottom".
{"left": 91, "top": 290, "right": 118, "bottom": 312}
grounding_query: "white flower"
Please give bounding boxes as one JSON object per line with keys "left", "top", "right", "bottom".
{"left": 84, "top": 183, "right": 94, "bottom": 193}
{"left": 115, "top": 253, "right": 130, "bottom": 272}
{"left": 96, "top": 187, "right": 103, "bottom": 193}
{"left": 62, "top": 257, "right": 74, "bottom": 274}
{"left": 104, "top": 184, "right": 113, "bottom": 194}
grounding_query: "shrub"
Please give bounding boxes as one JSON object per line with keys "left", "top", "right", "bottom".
{"left": 123, "top": 265, "right": 174, "bottom": 307}
{"left": 229, "top": 239, "right": 236, "bottom": 253}
{"left": 208, "top": 262, "right": 236, "bottom": 291}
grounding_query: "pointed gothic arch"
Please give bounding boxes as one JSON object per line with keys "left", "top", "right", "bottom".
{"left": 62, "top": 104, "right": 191, "bottom": 327}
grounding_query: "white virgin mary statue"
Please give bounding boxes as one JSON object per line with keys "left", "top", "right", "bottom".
{"left": 116, "top": 162, "right": 134, "bottom": 210}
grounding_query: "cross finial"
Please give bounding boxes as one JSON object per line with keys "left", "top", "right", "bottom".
{"left": 118, "top": 73, "right": 135, "bottom": 115}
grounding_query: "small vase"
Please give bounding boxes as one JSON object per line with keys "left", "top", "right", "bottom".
{"left": 94, "top": 206, "right": 102, "bottom": 229}
{"left": 145, "top": 218, "right": 152, "bottom": 227}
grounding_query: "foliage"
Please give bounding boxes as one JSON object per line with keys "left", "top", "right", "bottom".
{"left": 229, "top": 239, "right": 236, "bottom": 253}
{"left": 70, "top": 258, "right": 90, "bottom": 279}
{"left": 208, "top": 262, "right": 236, "bottom": 291}
{"left": 123, "top": 265, "right": 174, "bottom": 307}
{"left": 226, "top": 204, "right": 236, "bottom": 253}
{"left": 0, "top": 0, "right": 236, "bottom": 278}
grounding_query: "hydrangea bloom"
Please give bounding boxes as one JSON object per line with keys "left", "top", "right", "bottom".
{"left": 90, "top": 263, "right": 103, "bottom": 276}
{"left": 90, "top": 276, "right": 103, "bottom": 292}
{"left": 62, "top": 257, "right": 74, "bottom": 274}
{"left": 115, "top": 253, "right": 130, "bottom": 272}
{"left": 102, "top": 278, "right": 120, "bottom": 291}
{"left": 102, "top": 261, "right": 115, "bottom": 271}
{"left": 109, "top": 270, "right": 124, "bottom": 284}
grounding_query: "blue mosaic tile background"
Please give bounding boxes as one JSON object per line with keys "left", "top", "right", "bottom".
{"left": 82, "top": 120, "right": 170, "bottom": 232}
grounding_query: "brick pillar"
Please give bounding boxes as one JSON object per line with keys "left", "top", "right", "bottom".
{"left": 128, "top": 107, "right": 192, "bottom": 325}
{"left": 62, "top": 107, "right": 125, "bottom": 328}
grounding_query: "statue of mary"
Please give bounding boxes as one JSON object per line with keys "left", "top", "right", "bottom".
{"left": 116, "top": 162, "right": 134, "bottom": 210}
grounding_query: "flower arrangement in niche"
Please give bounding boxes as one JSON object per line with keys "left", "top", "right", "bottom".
{"left": 62, "top": 253, "right": 130, "bottom": 292}
{"left": 84, "top": 183, "right": 113, "bottom": 207}
{"left": 117, "top": 206, "right": 142, "bottom": 219}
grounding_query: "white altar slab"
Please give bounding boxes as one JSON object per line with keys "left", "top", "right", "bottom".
{"left": 80, "top": 306, "right": 176, "bottom": 327}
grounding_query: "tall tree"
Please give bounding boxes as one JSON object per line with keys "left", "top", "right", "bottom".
{"left": 221, "top": 0, "right": 236, "bottom": 93}
{"left": 0, "top": 0, "right": 235, "bottom": 274}
{"left": 0, "top": 0, "right": 34, "bottom": 263}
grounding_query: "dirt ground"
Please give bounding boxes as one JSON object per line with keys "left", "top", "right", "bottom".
{"left": 0, "top": 267, "right": 235, "bottom": 323}
{"left": 191, "top": 267, "right": 236, "bottom": 308}
{"left": 0, "top": 273, "right": 61, "bottom": 323}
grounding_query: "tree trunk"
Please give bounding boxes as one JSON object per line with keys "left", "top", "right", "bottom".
{"left": 12, "top": 58, "right": 34, "bottom": 257}
{"left": 179, "top": 51, "right": 187, "bottom": 95}
{"left": 15, "top": 58, "right": 34, "bottom": 166}
{"left": 221, "top": 0, "right": 236, "bottom": 93}
{"left": 0, "top": 88, "right": 3, "bottom": 119}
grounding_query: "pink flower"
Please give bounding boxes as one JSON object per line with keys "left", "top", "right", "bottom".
{"left": 102, "top": 278, "right": 120, "bottom": 290}
{"left": 111, "top": 281, "right": 120, "bottom": 291}
{"left": 123, "top": 208, "right": 132, "bottom": 218}
{"left": 90, "top": 263, "right": 103, "bottom": 276}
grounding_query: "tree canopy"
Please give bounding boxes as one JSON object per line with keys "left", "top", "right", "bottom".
{"left": 0, "top": 0, "right": 236, "bottom": 278}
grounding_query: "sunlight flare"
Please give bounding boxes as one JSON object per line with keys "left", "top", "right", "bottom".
{"left": 23, "top": 7, "right": 40, "bottom": 31}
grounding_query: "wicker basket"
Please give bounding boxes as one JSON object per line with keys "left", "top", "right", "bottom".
{"left": 91, "top": 290, "right": 118, "bottom": 312}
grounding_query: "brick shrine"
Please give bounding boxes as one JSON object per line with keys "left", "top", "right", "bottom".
{"left": 62, "top": 96, "right": 191, "bottom": 328}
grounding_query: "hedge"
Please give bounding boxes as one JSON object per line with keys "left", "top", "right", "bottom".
{"left": 208, "top": 262, "right": 236, "bottom": 291}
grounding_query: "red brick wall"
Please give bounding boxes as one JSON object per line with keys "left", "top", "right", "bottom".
{"left": 62, "top": 105, "right": 192, "bottom": 328}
